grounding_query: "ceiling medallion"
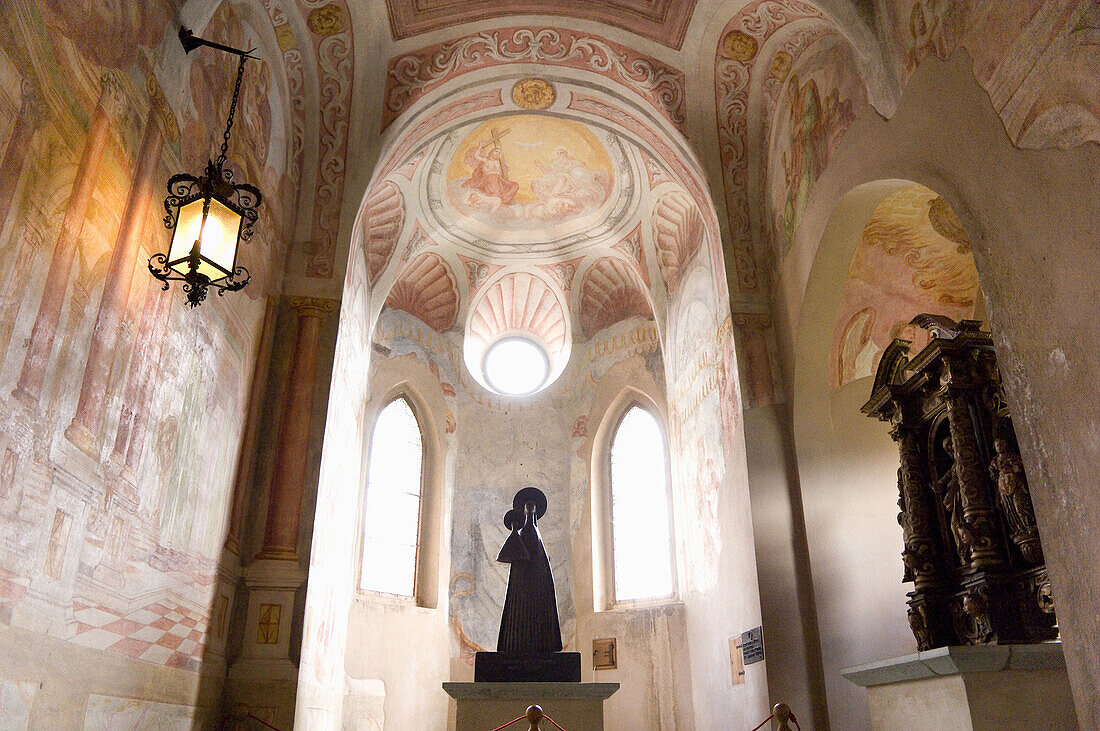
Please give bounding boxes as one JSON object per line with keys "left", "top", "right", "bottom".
{"left": 722, "top": 30, "right": 758, "bottom": 61}
{"left": 307, "top": 5, "right": 346, "bottom": 36}
{"left": 512, "top": 78, "right": 555, "bottom": 110}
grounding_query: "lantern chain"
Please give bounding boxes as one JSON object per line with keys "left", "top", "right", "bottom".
{"left": 215, "top": 54, "right": 249, "bottom": 168}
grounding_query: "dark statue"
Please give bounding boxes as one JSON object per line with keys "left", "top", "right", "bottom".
{"left": 474, "top": 487, "right": 581, "bottom": 682}
{"left": 863, "top": 315, "right": 1057, "bottom": 651}
{"left": 496, "top": 487, "right": 563, "bottom": 654}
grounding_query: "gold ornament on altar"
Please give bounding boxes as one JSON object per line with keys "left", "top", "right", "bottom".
{"left": 512, "top": 78, "right": 555, "bottom": 110}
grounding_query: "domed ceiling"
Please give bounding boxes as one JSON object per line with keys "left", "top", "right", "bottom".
{"left": 359, "top": 72, "right": 717, "bottom": 385}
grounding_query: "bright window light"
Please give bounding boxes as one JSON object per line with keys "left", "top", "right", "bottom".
{"left": 611, "top": 406, "right": 674, "bottom": 601}
{"left": 360, "top": 397, "right": 423, "bottom": 596}
{"left": 483, "top": 337, "right": 549, "bottom": 396}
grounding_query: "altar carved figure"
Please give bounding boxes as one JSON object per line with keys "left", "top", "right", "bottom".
{"left": 864, "top": 315, "right": 1057, "bottom": 650}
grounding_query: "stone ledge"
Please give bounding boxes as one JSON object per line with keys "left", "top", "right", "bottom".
{"left": 442, "top": 682, "right": 619, "bottom": 700}
{"left": 841, "top": 643, "right": 1067, "bottom": 687}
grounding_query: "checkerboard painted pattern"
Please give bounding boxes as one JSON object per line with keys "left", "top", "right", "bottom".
{"left": 71, "top": 600, "right": 209, "bottom": 670}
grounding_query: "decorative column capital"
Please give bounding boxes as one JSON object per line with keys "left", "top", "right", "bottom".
{"left": 99, "top": 73, "right": 127, "bottom": 118}
{"left": 731, "top": 311, "right": 771, "bottom": 331}
{"left": 289, "top": 296, "right": 336, "bottom": 319}
{"left": 143, "top": 71, "right": 179, "bottom": 142}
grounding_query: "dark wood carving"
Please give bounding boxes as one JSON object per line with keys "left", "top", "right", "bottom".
{"left": 863, "top": 315, "right": 1057, "bottom": 650}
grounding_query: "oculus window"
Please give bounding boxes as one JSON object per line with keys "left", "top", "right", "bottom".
{"left": 360, "top": 397, "right": 423, "bottom": 597}
{"left": 610, "top": 405, "right": 675, "bottom": 601}
{"left": 482, "top": 336, "right": 550, "bottom": 396}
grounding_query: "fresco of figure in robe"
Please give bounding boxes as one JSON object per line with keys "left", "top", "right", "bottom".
{"left": 447, "top": 114, "right": 613, "bottom": 234}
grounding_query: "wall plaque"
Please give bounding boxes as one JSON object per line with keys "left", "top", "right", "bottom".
{"left": 593, "top": 637, "right": 617, "bottom": 670}
{"left": 729, "top": 637, "right": 745, "bottom": 685}
{"left": 740, "top": 626, "right": 764, "bottom": 665}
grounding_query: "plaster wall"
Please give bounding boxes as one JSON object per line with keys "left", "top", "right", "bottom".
{"left": 338, "top": 348, "right": 455, "bottom": 730}
{"left": 742, "top": 405, "right": 827, "bottom": 728}
{"left": 663, "top": 261, "right": 769, "bottom": 729}
{"left": 772, "top": 52, "right": 1100, "bottom": 726}
{"left": 792, "top": 377, "right": 913, "bottom": 730}
{"left": 573, "top": 353, "right": 697, "bottom": 730}
{"left": 296, "top": 239, "right": 373, "bottom": 728}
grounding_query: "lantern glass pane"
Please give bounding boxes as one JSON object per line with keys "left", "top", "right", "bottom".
{"left": 168, "top": 199, "right": 206, "bottom": 276}
{"left": 167, "top": 197, "right": 242, "bottom": 282}
{"left": 199, "top": 197, "right": 242, "bottom": 279}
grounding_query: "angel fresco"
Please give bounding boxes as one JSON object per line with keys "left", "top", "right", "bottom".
{"left": 780, "top": 75, "right": 820, "bottom": 238}
{"left": 778, "top": 73, "right": 854, "bottom": 240}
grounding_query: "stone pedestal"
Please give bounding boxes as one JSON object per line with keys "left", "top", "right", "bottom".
{"left": 842, "top": 644, "right": 1078, "bottom": 731}
{"left": 443, "top": 682, "right": 619, "bottom": 731}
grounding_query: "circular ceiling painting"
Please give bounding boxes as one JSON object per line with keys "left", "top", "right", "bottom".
{"left": 442, "top": 114, "right": 615, "bottom": 243}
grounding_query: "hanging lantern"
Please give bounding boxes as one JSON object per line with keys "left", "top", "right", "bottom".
{"left": 150, "top": 28, "right": 262, "bottom": 308}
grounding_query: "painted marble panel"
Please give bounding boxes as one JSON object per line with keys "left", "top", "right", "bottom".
{"left": 0, "top": 678, "right": 36, "bottom": 730}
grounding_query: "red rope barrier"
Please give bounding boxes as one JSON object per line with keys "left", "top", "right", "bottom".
{"left": 543, "top": 715, "right": 567, "bottom": 731}
{"left": 246, "top": 713, "right": 282, "bottom": 731}
{"left": 748, "top": 710, "right": 802, "bottom": 731}
{"left": 749, "top": 714, "right": 774, "bottom": 731}
{"left": 490, "top": 714, "right": 528, "bottom": 731}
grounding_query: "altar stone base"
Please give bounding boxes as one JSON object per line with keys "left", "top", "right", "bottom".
{"left": 443, "top": 682, "right": 619, "bottom": 731}
{"left": 842, "top": 644, "right": 1078, "bottom": 731}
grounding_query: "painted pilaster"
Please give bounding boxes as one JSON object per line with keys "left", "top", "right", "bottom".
{"left": 259, "top": 297, "right": 336, "bottom": 560}
{"left": 0, "top": 80, "right": 43, "bottom": 235}
{"left": 12, "top": 75, "right": 123, "bottom": 407}
{"left": 66, "top": 99, "right": 166, "bottom": 454}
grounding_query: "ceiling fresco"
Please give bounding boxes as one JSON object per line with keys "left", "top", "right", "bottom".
{"left": 354, "top": 72, "right": 717, "bottom": 351}
{"left": 829, "top": 184, "right": 981, "bottom": 388}
{"left": 382, "top": 0, "right": 697, "bottom": 49}
{"left": 137, "top": 0, "right": 1097, "bottom": 302}
{"left": 381, "top": 28, "right": 687, "bottom": 134}
{"left": 443, "top": 115, "right": 614, "bottom": 243}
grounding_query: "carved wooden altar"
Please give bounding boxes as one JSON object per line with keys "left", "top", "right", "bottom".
{"left": 863, "top": 315, "right": 1057, "bottom": 650}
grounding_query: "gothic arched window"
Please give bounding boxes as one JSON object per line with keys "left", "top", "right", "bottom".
{"left": 609, "top": 404, "right": 675, "bottom": 602}
{"left": 359, "top": 396, "right": 424, "bottom": 597}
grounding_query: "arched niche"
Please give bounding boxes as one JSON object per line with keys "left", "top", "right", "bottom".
{"left": 307, "top": 63, "right": 764, "bottom": 730}
{"left": 792, "top": 178, "right": 986, "bottom": 727}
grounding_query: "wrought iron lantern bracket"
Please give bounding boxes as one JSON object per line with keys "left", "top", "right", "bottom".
{"left": 150, "top": 27, "right": 263, "bottom": 308}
